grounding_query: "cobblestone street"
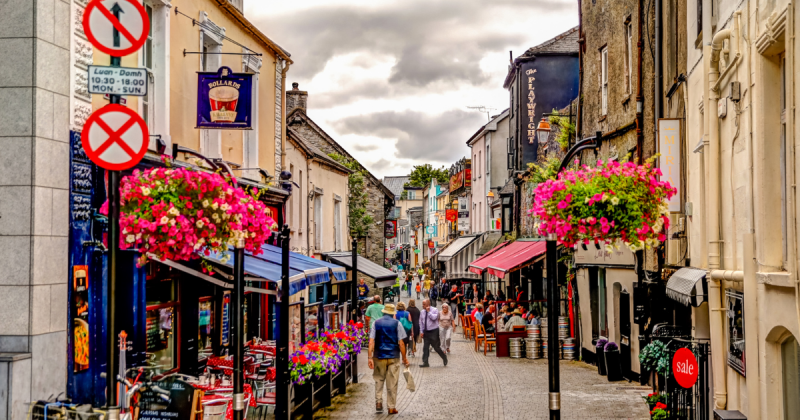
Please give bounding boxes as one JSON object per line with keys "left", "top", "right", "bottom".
{"left": 314, "top": 298, "right": 652, "bottom": 419}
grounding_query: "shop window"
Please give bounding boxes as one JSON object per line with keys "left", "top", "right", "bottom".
{"left": 726, "top": 289, "right": 745, "bottom": 376}
{"left": 242, "top": 51, "right": 262, "bottom": 180}
{"left": 589, "top": 267, "right": 608, "bottom": 340}
{"left": 198, "top": 298, "right": 215, "bottom": 361}
{"left": 781, "top": 337, "right": 800, "bottom": 417}
{"left": 334, "top": 197, "right": 342, "bottom": 251}
{"left": 146, "top": 304, "right": 177, "bottom": 373}
{"left": 601, "top": 47, "right": 609, "bottom": 115}
{"left": 625, "top": 22, "right": 633, "bottom": 95}
{"left": 780, "top": 55, "right": 788, "bottom": 265}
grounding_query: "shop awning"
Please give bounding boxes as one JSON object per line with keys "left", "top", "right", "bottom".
{"left": 476, "top": 232, "right": 505, "bottom": 256}
{"left": 666, "top": 267, "right": 707, "bottom": 307}
{"left": 442, "top": 234, "right": 484, "bottom": 280}
{"left": 324, "top": 252, "right": 398, "bottom": 288}
{"left": 203, "top": 250, "right": 309, "bottom": 296}
{"left": 438, "top": 237, "right": 477, "bottom": 262}
{"left": 259, "top": 244, "right": 348, "bottom": 284}
{"left": 469, "top": 240, "right": 546, "bottom": 279}
{"left": 468, "top": 241, "right": 510, "bottom": 274}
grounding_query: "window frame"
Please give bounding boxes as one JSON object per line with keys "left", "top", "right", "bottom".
{"left": 145, "top": 300, "right": 180, "bottom": 374}
{"left": 601, "top": 47, "right": 609, "bottom": 115}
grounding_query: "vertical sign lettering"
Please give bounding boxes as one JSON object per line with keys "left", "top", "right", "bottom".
{"left": 526, "top": 69, "right": 538, "bottom": 144}
{"left": 658, "top": 119, "right": 681, "bottom": 212}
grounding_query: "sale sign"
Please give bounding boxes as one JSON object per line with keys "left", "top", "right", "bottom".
{"left": 672, "top": 347, "right": 699, "bottom": 388}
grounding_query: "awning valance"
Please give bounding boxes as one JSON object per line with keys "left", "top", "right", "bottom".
{"left": 666, "top": 267, "right": 707, "bottom": 307}
{"left": 260, "top": 244, "right": 348, "bottom": 283}
{"left": 469, "top": 240, "right": 546, "bottom": 279}
{"left": 442, "top": 234, "right": 484, "bottom": 280}
{"left": 324, "top": 252, "right": 398, "bottom": 288}
{"left": 204, "top": 250, "right": 309, "bottom": 296}
{"left": 468, "top": 241, "right": 509, "bottom": 274}
{"left": 438, "top": 236, "right": 478, "bottom": 262}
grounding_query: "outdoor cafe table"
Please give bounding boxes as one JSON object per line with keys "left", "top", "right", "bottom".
{"left": 495, "top": 330, "right": 527, "bottom": 357}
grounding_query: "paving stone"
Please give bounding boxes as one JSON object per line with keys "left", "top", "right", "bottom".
{"left": 314, "top": 297, "right": 651, "bottom": 419}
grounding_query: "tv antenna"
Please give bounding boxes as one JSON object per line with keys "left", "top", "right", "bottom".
{"left": 467, "top": 106, "right": 497, "bottom": 121}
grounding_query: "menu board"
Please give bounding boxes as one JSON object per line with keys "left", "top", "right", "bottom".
{"left": 146, "top": 311, "right": 162, "bottom": 351}
{"left": 73, "top": 266, "right": 90, "bottom": 373}
{"left": 138, "top": 378, "right": 197, "bottom": 420}
{"left": 221, "top": 291, "right": 231, "bottom": 347}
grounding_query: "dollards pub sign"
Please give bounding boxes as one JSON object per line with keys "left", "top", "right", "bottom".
{"left": 197, "top": 66, "right": 253, "bottom": 129}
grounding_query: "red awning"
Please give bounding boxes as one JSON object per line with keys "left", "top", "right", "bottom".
{"left": 468, "top": 241, "right": 510, "bottom": 275}
{"left": 471, "top": 241, "right": 546, "bottom": 279}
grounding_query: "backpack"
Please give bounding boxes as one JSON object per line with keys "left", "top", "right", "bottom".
{"left": 430, "top": 286, "right": 438, "bottom": 301}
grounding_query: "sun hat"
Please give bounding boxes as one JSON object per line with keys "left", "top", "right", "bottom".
{"left": 513, "top": 309, "right": 521, "bottom": 315}
{"left": 382, "top": 304, "right": 397, "bottom": 315}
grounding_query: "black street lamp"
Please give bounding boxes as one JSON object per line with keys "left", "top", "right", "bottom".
{"left": 542, "top": 131, "right": 603, "bottom": 420}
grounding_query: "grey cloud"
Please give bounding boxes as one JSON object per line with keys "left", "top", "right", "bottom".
{"left": 332, "top": 109, "right": 486, "bottom": 162}
{"left": 252, "top": 0, "right": 574, "bottom": 89}
{"left": 351, "top": 142, "right": 380, "bottom": 152}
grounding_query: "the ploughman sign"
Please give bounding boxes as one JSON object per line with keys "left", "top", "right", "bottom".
{"left": 197, "top": 66, "right": 253, "bottom": 129}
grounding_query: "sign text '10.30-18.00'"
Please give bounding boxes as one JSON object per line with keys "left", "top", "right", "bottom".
{"left": 88, "top": 65, "right": 148, "bottom": 96}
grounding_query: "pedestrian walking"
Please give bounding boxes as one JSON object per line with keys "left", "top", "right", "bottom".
{"left": 405, "top": 272, "right": 413, "bottom": 297}
{"left": 368, "top": 303, "right": 410, "bottom": 414}
{"left": 395, "top": 302, "right": 412, "bottom": 352}
{"left": 365, "top": 295, "right": 384, "bottom": 330}
{"left": 422, "top": 276, "right": 431, "bottom": 299}
{"left": 418, "top": 299, "right": 448, "bottom": 367}
{"left": 407, "top": 299, "right": 421, "bottom": 357}
{"left": 415, "top": 282, "right": 421, "bottom": 299}
{"left": 446, "top": 285, "right": 462, "bottom": 326}
{"left": 438, "top": 303, "right": 456, "bottom": 354}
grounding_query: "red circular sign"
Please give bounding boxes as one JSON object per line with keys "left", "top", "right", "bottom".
{"left": 81, "top": 104, "right": 149, "bottom": 171}
{"left": 83, "top": 0, "right": 150, "bottom": 57}
{"left": 672, "top": 347, "right": 699, "bottom": 388}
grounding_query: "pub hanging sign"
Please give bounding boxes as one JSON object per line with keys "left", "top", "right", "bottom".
{"left": 197, "top": 66, "right": 253, "bottom": 130}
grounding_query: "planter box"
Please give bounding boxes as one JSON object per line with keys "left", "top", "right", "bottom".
{"left": 605, "top": 350, "right": 622, "bottom": 381}
{"left": 596, "top": 344, "right": 607, "bottom": 376}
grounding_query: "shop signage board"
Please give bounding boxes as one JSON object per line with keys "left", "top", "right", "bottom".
{"left": 449, "top": 171, "right": 464, "bottom": 192}
{"left": 73, "top": 266, "right": 90, "bottom": 373}
{"left": 658, "top": 119, "right": 682, "bottom": 212}
{"left": 83, "top": 0, "right": 150, "bottom": 57}
{"left": 726, "top": 289, "right": 746, "bottom": 376}
{"left": 197, "top": 66, "right": 254, "bottom": 129}
{"left": 81, "top": 104, "right": 149, "bottom": 170}
{"left": 672, "top": 347, "right": 699, "bottom": 388}
{"left": 138, "top": 377, "right": 198, "bottom": 420}
{"left": 574, "top": 241, "right": 634, "bottom": 266}
{"left": 457, "top": 218, "right": 470, "bottom": 232}
{"left": 221, "top": 291, "right": 231, "bottom": 346}
{"left": 446, "top": 209, "right": 457, "bottom": 222}
{"left": 88, "top": 65, "right": 148, "bottom": 96}
{"left": 385, "top": 220, "right": 397, "bottom": 239}
{"left": 489, "top": 218, "right": 502, "bottom": 231}
{"left": 426, "top": 226, "right": 435, "bottom": 235}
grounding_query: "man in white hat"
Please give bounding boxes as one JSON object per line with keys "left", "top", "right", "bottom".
{"left": 368, "top": 303, "right": 410, "bottom": 414}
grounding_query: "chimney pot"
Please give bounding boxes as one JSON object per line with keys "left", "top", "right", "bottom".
{"left": 292, "top": 82, "right": 299, "bottom": 90}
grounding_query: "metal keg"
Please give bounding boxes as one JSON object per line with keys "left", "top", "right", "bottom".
{"left": 558, "top": 316, "right": 569, "bottom": 339}
{"left": 525, "top": 338, "right": 540, "bottom": 359}
{"left": 542, "top": 340, "right": 548, "bottom": 359}
{"left": 541, "top": 323, "right": 548, "bottom": 339}
{"left": 509, "top": 337, "right": 524, "bottom": 358}
{"left": 563, "top": 339, "right": 576, "bottom": 360}
{"left": 526, "top": 324, "right": 540, "bottom": 339}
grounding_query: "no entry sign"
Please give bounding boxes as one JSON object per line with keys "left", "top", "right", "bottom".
{"left": 81, "top": 104, "right": 149, "bottom": 171}
{"left": 83, "top": 0, "right": 150, "bottom": 57}
{"left": 672, "top": 347, "right": 699, "bottom": 388}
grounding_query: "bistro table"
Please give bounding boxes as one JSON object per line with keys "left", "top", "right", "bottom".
{"left": 495, "top": 330, "right": 528, "bottom": 357}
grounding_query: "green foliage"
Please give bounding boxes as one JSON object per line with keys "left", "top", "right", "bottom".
{"left": 329, "top": 153, "right": 374, "bottom": 238}
{"left": 548, "top": 109, "right": 576, "bottom": 152}
{"left": 651, "top": 408, "right": 669, "bottom": 420}
{"left": 404, "top": 164, "right": 449, "bottom": 188}
{"left": 639, "top": 340, "right": 670, "bottom": 376}
{"left": 528, "top": 157, "right": 562, "bottom": 185}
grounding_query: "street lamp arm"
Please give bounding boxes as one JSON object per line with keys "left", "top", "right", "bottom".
{"left": 171, "top": 144, "right": 220, "bottom": 172}
{"left": 558, "top": 131, "right": 603, "bottom": 172}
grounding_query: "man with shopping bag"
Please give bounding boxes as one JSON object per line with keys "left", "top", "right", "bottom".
{"left": 368, "top": 303, "right": 410, "bottom": 414}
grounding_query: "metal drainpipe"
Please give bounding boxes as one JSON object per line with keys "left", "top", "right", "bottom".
{"left": 577, "top": 0, "right": 584, "bottom": 140}
{"left": 707, "top": 27, "right": 733, "bottom": 411}
{"left": 636, "top": 0, "right": 645, "bottom": 164}
{"left": 655, "top": 0, "right": 663, "bottom": 126}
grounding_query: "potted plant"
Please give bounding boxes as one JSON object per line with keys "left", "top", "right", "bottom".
{"left": 604, "top": 341, "right": 622, "bottom": 381}
{"left": 595, "top": 338, "right": 608, "bottom": 375}
{"left": 650, "top": 402, "right": 668, "bottom": 420}
{"left": 642, "top": 392, "right": 665, "bottom": 411}
{"left": 638, "top": 341, "right": 669, "bottom": 389}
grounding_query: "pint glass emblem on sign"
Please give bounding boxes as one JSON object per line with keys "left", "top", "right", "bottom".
{"left": 209, "top": 86, "right": 239, "bottom": 122}
{"left": 197, "top": 66, "right": 253, "bottom": 130}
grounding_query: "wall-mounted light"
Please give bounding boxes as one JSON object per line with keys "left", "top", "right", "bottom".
{"left": 535, "top": 117, "right": 551, "bottom": 144}
{"left": 487, "top": 190, "right": 495, "bottom": 198}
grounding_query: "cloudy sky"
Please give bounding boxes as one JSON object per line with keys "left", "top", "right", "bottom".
{"left": 246, "top": 0, "right": 578, "bottom": 179}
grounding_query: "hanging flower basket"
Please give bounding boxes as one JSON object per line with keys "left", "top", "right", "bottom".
{"left": 117, "top": 166, "right": 278, "bottom": 265}
{"left": 290, "top": 321, "right": 365, "bottom": 385}
{"left": 530, "top": 158, "right": 676, "bottom": 251}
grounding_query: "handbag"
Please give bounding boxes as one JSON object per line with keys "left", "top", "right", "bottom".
{"left": 399, "top": 317, "right": 413, "bottom": 331}
{"left": 403, "top": 367, "right": 416, "bottom": 392}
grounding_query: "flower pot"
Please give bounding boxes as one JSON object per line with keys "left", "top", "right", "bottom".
{"left": 605, "top": 349, "right": 622, "bottom": 381}
{"left": 596, "top": 342, "right": 607, "bottom": 376}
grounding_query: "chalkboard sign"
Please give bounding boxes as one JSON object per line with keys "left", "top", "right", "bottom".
{"left": 138, "top": 378, "right": 197, "bottom": 420}
{"left": 221, "top": 291, "right": 231, "bottom": 347}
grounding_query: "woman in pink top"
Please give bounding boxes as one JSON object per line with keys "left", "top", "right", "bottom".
{"left": 438, "top": 304, "right": 456, "bottom": 353}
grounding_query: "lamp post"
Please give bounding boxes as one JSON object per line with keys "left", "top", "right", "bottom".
{"left": 537, "top": 131, "right": 604, "bottom": 420}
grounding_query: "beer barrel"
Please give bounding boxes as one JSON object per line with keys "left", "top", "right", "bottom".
{"left": 526, "top": 324, "right": 540, "bottom": 339}
{"left": 558, "top": 317, "right": 569, "bottom": 339}
{"left": 563, "top": 340, "right": 576, "bottom": 360}
{"left": 525, "top": 338, "right": 540, "bottom": 359}
{"left": 542, "top": 340, "right": 548, "bottom": 359}
{"left": 509, "top": 337, "right": 524, "bottom": 358}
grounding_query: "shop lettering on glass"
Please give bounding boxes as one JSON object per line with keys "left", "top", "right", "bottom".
{"left": 196, "top": 66, "right": 253, "bottom": 129}
{"left": 658, "top": 119, "right": 682, "bottom": 212}
{"left": 526, "top": 68, "right": 538, "bottom": 144}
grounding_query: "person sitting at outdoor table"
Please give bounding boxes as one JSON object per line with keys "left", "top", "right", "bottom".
{"left": 504, "top": 309, "right": 527, "bottom": 331}
{"left": 472, "top": 304, "right": 484, "bottom": 323}
{"left": 481, "top": 305, "right": 495, "bottom": 334}
{"left": 306, "top": 314, "right": 318, "bottom": 336}
{"left": 497, "top": 289, "right": 506, "bottom": 302}
{"left": 527, "top": 309, "right": 541, "bottom": 325}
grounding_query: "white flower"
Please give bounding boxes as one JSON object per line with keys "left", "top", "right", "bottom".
{"left": 585, "top": 197, "right": 591, "bottom": 204}
{"left": 126, "top": 234, "right": 135, "bottom": 243}
{"left": 168, "top": 207, "right": 179, "bottom": 216}
{"left": 212, "top": 202, "right": 219, "bottom": 210}
{"left": 160, "top": 216, "right": 169, "bottom": 224}
{"left": 220, "top": 203, "right": 230, "bottom": 212}
{"left": 196, "top": 220, "right": 205, "bottom": 229}
{"left": 169, "top": 219, "right": 176, "bottom": 226}
{"left": 141, "top": 187, "right": 151, "bottom": 196}
{"left": 212, "top": 213, "right": 220, "bottom": 221}
{"left": 610, "top": 197, "right": 620, "bottom": 205}
{"left": 247, "top": 204, "right": 254, "bottom": 211}
{"left": 220, "top": 255, "right": 230, "bottom": 264}
{"left": 602, "top": 193, "right": 608, "bottom": 202}
{"left": 605, "top": 243, "right": 614, "bottom": 252}
{"left": 203, "top": 200, "right": 210, "bottom": 208}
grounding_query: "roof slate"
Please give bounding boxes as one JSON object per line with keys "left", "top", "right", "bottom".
{"left": 521, "top": 26, "right": 579, "bottom": 57}
{"left": 382, "top": 176, "right": 410, "bottom": 197}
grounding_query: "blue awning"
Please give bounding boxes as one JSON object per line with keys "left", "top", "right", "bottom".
{"left": 204, "top": 250, "right": 308, "bottom": 296}
{"left": 260, "top": 244, "right": 349, "bottom": 283}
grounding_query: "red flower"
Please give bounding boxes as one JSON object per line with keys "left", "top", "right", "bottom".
{"left": 292, "top": 356, "right": 299, "bottom": 364}
{"left": 355, "top": 322, "right": 364, "bottom": 329}
{"left": 298, "top": 355, "right": 308, "bottom": 365}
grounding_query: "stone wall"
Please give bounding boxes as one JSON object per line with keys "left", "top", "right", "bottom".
{"left": 580, "top": 0, "right": 656, "bottom": 162}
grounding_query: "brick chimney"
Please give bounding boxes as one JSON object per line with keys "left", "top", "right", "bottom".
{"left": 286, "top": 82, "right": 308, "bottom": 114}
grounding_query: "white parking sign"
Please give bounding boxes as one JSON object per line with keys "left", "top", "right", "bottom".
{"left": 88, "top": 65, "right": 148, "bottom": 96}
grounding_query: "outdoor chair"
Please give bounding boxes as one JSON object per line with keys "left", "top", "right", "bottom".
{"left": 479, "top": 323, "right": 496, "bottom": 355}
{"left": 458, "top": 315, "right": 466, "bottom": 337}
{"left": 463, "top": 316, "right": 473, "bottom": 341}
{"left": 474, "top": 322, "right": 485, "bottom": 352}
